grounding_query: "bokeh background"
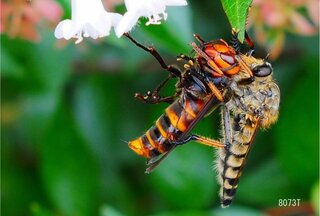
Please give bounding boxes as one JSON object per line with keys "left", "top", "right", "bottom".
{"left": 1, "top": 0, "right": 319, "bottom": 216}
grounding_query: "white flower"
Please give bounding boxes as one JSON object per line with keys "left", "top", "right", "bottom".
{"left": 54, "top": 0, "right": 122, "bottom": 44}
{"left": 115, "top": 0, "right": 187, "bottom": 37}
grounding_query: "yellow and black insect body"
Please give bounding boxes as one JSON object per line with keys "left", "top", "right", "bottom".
{"left": 216, "top": 55, "right": 280, "bottom": 207}
{"left": 125, "top": 33, "right": 254, "bottom": 173}
{"left": 129, "top": 68, "right": 228, "bottom": 173}
{"left": 125, "top": 32, "right": 280, "bottom": 207}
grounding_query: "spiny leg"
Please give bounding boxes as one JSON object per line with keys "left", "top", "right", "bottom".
{"left": 229, "top": 30, "right": 254, "bottom": 77}
{"left": 206, "top": 80, "right": 224, "bottom": 102}
{"left": 135, "top": 90, "right": 180, "bottom": 104}
{"left": 231, "top": 29, "right": 255, "bottom": 56}
{"left": 124, "top": 33, "right": 182, "bottom": 77}
{"left": 235, "top": 55, "right": 253, "bottom": 77}
{"left": 221, "top": 105, "right": 233, "bottom": 148}
{"left": 135, "top": 74, "right": 181, "bottom": 104}
{"left": 124, "top": 33, "right": 183, "bottom": 104}
{"left": 146, "top": 133, "right": 224, "bottom": 174}
{"left": 220, "top": 105, "right": 232, "bottom": 206}
{"left": 172, "top": 134, "right": 224, "bottom": 148}
{"left": 202, "top": 65, "right": 225, "bottom": 78}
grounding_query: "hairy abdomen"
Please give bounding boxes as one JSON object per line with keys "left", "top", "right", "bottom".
{"left": 216, "top": 114, "right": 258, "bottom": 207}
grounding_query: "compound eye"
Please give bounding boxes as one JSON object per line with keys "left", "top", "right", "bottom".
{"left": 252, "top": 64, "right": 272, "bottom": 77}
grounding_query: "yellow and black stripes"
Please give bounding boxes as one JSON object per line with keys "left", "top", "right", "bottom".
{"left": 126, "top": 32, "right": 280, "bottom": 208}
{"left": 217, "top": 143, "right": 249, "bottom": 207}
{"left": 215, "top": 61, "right": 280, "bottom": 207}
{"left": 129, "top": 92, "right": 208, "bottom": 160}
{"left": 216, "top": 113, "right": 257, "bottom": 207}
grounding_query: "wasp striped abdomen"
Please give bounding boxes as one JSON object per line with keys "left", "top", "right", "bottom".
{"left": 129, "top": 91, "right": 208, "bottom": 159}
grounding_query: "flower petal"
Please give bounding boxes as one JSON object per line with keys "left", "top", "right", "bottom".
{"left": 163, "top": 0, "right": 188, "bottom": 6}
{"left": 91, "top": 11, "right": 113, "bottom": 37}
{"left": 115, "top": 11, "right": 141, "bottom": 37}
{"left": 54, "top": 19, "right": 77, "bottom": 40}
{"left": 83, "top": 24, "right": 99, "bottom": 39}
{"left": 109, "top": 12, "right": 123, "bottom": 27}
{"left": 54, "top": 0, "right": 122, "bottom": 43}
{"left": 118, "top": 0, "right": 188, "bottom": 37}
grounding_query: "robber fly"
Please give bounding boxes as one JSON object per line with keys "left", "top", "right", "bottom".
{"left": 215, "top": 54, "right": 280, "bottom": 207}
{"left": 124, "top": 32, "right": 254, "bottom": 173}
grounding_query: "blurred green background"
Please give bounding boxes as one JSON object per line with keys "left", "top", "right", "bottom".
{"left": 1, "top": 0, "right": 319, "bottom": 216}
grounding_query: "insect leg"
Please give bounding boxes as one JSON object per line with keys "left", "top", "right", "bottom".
{"left": 124, "top": 33, "right": 182, "bottom": 77}
{"left": 135, "top": 75, "right": 181, "bottom": 104}
{"left": 231, "top": 29, "right": 255, "bottom": 56}
{"left": 206, "top": 79, "right": 224, "bottom": 102}
{"left": 146, "top": 133, "right": 224, "bottom": 173}
{"left": 221, "top": 105, "right": 233, "bottom": 147}
{"left": 235, "top": 55, "right": 253, "bottom": 77}
{"left": 135, "top": 91, "right": 180, "bottom": 104}
{"left": 244, "top": 31, "right": 255, "bottom": 56}
{"left": 191, "top": 42, "right": 225, "bottom": 101}
{"left": 230, "top": 29, "right": 241, "bottom": 53}
{"left": 172, "top": 134, "right": 224, "bottom": 148}
{"left": 191, "top": 42, "right": 224, "bottom": 76}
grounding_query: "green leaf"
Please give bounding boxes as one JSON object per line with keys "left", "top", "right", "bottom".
{"left": 40, "top": 100, "right": 99, "bottom": 216}
{"left": 221, "top": 0, "right": 252, "bottom": 42}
